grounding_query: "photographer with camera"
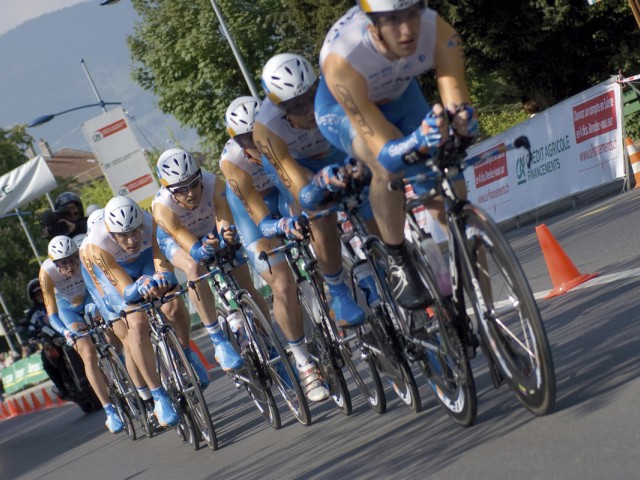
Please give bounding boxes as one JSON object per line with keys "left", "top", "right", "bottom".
{"left": 39, "top": 192, "right": 88, "bottom": 240}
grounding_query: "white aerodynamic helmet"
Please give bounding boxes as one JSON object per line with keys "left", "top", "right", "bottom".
{"left": 358, "top": 0, "right": 423, "bottom": 13}
{"left": 72, "top": 233, "right": 87, "bottom": 249}
{"left": 225, "top": 96, "right": 261, "bottom": 138}
{"left": 86, "top": 208, "right": 104, "bottom": 234}
{"left": 261, "top": 53, "right": 317, "bottom": 106}
{"left": 104, "top": 196, "right": 144, "bottom": 233}
{"left": 156, "top": 148, "right": 200, "bottom": 187}
{"left": 48, "top": 235, "right": 78, "bottom": 261}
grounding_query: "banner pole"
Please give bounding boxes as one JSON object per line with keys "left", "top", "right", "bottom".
{"left": 0, "top": 292, "right": 20, "bottom": 355}
{"left": 14, "top": 209, "right": 42, "bottom": 265}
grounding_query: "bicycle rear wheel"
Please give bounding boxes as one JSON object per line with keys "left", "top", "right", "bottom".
{"left": 154, "top": 336, "right": 200, "bottom": 449}
{"left": 410, "top": 242, "right": 477, "bottom": 427}
{"left": 298, "top": 281, "right": 352, "bottom": 416}
{"left": 163, "top": 327, "right": 218, "bottom": 450}
{"left": 367, "top": 239, "right": 422, "bottom": 414}
{"left": 341, "top": 258, "right": 387, "bottom": 414}
{"left": 105, "top": 347, "right": 152, "bottom": 438}
{"left": 247, "top": 294, "right": 312, "bottom": 426}
{"left": 460, "top": 204, "right": 556, "bottom": 415}
{"left": 236, "top": 294, "right": 281, "bottom": 430}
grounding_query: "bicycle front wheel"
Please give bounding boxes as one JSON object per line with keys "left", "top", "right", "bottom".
{"left": 460, "top": 204, "right": 556, "bottom": 415}
{"left": 245, "top": 294, "right": 312, "bottom": 426}
{"left": 298, "top": 281, "right": 352, "bottom": 416}
{"left": 409, "top": 242, "right": 477, "bottom": 427}
{"left": 236, "top": 293, "right": 282, "bottom": 430}
{"left": 105, "top": 347, "right": 151, "bottom": 438}
{"left": 368, "top": 239, "right": 422, "bottom": 414}
{"left": 163, "top": 327, "right": 218, "bottom": 450}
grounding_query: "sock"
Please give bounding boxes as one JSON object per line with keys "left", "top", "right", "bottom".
{"left": 137, "top": 386, "right": 152, "bottom": 401}
{"left": 325, "top": 269, "right": 348, "bottom": 296}
{"left": 288, "top": 335, "right": 311, "bottom": 367}
{"left": 103, "top": 403, "right": 113, "bottom": 411}
{"left": 205, "top": 321, "right": 222, "bottom": 336}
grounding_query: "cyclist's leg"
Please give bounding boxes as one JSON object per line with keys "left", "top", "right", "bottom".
{"left": 316, "top": 77, "right": 429, "bottom": 310}
{"left": 158, "top": 228, "right": 242, "bottom": 375}
{"left": 59, "top": 303, "right": 123, "bottom": 433}
{"left": 244, "top": 233, "right": 329, "bottom": 402}
{"left": 93, "top": 267, "right": 178, "bottom": 426}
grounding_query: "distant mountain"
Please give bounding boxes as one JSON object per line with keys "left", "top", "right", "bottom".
{"left": 0, "top": 1, "right": 199, "bottom": 158}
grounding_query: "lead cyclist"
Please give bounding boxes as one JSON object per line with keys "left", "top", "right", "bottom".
{"left": 314, "top": 0, "right": 478, "bottom": 310}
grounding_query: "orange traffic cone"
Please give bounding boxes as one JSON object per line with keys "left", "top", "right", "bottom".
{"left": 625, "top": 137, "right": 640, "bottom": 188}
{"left": 190, "top": 339, "right": 217, "bottom": 371}
{"left": 10, "top": 399, "right": 24, "bottom": 415}
{"left": 31, "top": 392, "right": 43, "bottom": 411}
{"left": 536, "top": 224, "right": 598, "bottom": 298}
{"left": 21, "top": 396, "right": 33, "bottom": 413}
{"left": 42, "top": 388, "right": 54, "bottom": 409}
{"left": 5, "top": 400, "right": 17, "bottom": 417}
{"left": 0, "top": 403, "right": 5, "bottom": 420}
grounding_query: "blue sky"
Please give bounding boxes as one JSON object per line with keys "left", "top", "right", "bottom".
{"left": 0, "top": 0, "right": 200, "bottom": 156}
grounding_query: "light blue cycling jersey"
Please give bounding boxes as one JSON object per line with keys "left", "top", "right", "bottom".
{"left": 221, "top": 138, "right": 291, "bottom": 274}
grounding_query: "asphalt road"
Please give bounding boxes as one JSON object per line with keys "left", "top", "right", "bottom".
{"left": 2, "top": 187, "right": 640, "bottom": 480}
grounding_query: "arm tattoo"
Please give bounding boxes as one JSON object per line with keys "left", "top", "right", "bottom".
{"left": 228, "top": 179, "right": 253, "bottom": 216}
{"left": 93, "top": 252, "right": 118, "bottom": 287}
{"left": 256, "top": 138, "right": 294, "bottom": 191}
{"left": 447, "top": 32, "right": 463, "bottom": 48}
{"left": 334, "top": 83, "right": 374, "bottom": 136}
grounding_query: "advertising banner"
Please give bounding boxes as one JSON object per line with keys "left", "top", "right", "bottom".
{"left": 408, "top": 77, "right": 624, "bottom": 243}
{"left": 0, "top": 156, "right": 57, "bottom": 216}
{"left": 1, "top": 354, "right": 48, "bottom": 394}
{"left": 463, "top": 77, "right": 624, "bottom": 224}
{"left": 81, "top": 107, "right": 159, "bottom": 209}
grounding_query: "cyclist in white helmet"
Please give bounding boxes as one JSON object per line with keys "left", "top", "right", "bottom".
{"left": 315, "top": 0, "right": 478, "bottom": 309}
{"left": 81, "top": 195, "right": 194, "bottom": 427}
{"left": 253, "top": 52, "right": 366, "bottom": 329}
{"left": 39, "top": 235, "right": 125, "bottom": 434}
{"left": 221, "top": 96, "right": 329, "bottom": 402}
{"left": 79, "top": 208, "right": 152, "bottom": 412}
{"left": 152, "top": 147, "right": 270, "bottom": 373}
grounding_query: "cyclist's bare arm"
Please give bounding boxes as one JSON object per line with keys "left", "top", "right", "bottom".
{"left": 322, "top": 53, "right": 402, "bottom": 166}
{"left": 212, "top": 175, "right": 236, "bottom": 233}
{"left": 85, "top": 243, "right": 135, "bottom": 296}
{"left": 151, "top": 220, "right": 175, "bottom": 274}
{"left": 38, "top": 270, "right": 58, "bottom": 317}
{"left": 220, "top": 160, "right": 270, "bottom": 226}
{"left": 433, "top": 17, "right": 472, "bottom": 128}
{"left": 253, "top": 123, "right": 312, "bottom": 201}
{"left": 152, "top": 201, "right": 200, "bottom": 254}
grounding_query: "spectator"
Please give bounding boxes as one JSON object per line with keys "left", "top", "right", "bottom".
{"left": 523, "top": 100, "right": 540, "bottom": 118}
{"left": 39, "top": 192, "right": 88, "bottom": 240}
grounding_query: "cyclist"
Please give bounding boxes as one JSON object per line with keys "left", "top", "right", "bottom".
{"left": 39, "top": 235, "right": 124, "bottom": 433}
{"left": 81, "top": 195, "right": 192, "bottom": 427}
{"left": 152, "top": 147, "right": 268, "bottom": 373}
{"left": 78, "top": 209, "right": 153, "bottom": 411}
{"left": 253, "top": 52, "right": 365, "bottom": 329}
{"left": 23, "top": 278, "right": 69, "bottom": 399}
{"left": 315, "top": 0, "right": 478, "bottom": 309}
{"left": 221, "top": 96, "right": 329, "bottom": 402}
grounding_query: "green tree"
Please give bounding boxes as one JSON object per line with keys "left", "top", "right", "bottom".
{"left": 127, "top": 0, "right": 350, "bottom": 162}
{"left": 433, "top": 0, "right": 640, "bottom": 109}
{"left": 0, "top": 127, "right": 49, "bottom": 328}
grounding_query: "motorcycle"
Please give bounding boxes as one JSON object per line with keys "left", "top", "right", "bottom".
{"left": 30, "top": 324, "right": 102, "bottom": 413}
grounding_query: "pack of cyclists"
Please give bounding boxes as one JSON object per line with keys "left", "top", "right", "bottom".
{"left": 24, "top": 0, "right": 481, "bottom": 435}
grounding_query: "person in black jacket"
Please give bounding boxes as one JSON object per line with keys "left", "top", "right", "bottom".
{"left": 39, "top": 192, "right": 88, "bottom": 240}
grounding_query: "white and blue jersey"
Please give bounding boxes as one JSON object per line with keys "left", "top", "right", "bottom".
{"left": 221, "top": 139, "right": 290, "bottom": 273}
